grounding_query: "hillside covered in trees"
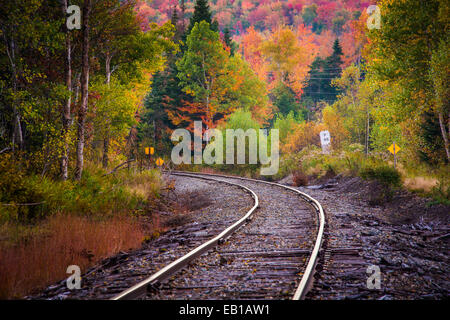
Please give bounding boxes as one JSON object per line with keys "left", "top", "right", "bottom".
{"left": 138, "top": 0, "right": 449, "bottom": 168}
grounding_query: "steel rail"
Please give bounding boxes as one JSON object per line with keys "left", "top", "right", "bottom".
{"left": 170, "top": 171, "right": 325, "bottom": 300}
{"left": 112, "top": 170, "right": 325, "bottom": 300}
{"left": 111, "top": 172, "right": 259, "bottom": 300}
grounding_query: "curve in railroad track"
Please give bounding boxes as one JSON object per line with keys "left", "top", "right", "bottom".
{"left": 112, "top": 170, "right": 325, "bottom": 300}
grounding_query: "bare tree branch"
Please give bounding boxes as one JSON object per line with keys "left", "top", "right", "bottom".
{"left": 102, "top": 159, "right": 136, "bottom": 176}
{"left": 0, "top": 147, "right": 12, "bottom": 154}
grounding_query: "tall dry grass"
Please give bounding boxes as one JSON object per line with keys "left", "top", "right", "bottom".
{"left": 404, "top": 176, "right": 439, "bottom": 193}
{"left": 0, "top": 214, "right": 146, "bottom": 299}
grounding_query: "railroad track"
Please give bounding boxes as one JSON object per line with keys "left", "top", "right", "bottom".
{"left": 112, "top": 171, "right": 325, "bottom": 300}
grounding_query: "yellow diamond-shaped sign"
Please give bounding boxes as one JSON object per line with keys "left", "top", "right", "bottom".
{"left": 156, "top": 158, "right": 164, "bottom": 166}
{"left": 388, "top": 144, "right": 401, "bottom": 155}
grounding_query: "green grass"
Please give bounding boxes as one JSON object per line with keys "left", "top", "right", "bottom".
{"left": 0, "top": 156, "right": 161, "bottom": 224}
{"left": 359, "top": 165, "right": 402, "bottom": 188}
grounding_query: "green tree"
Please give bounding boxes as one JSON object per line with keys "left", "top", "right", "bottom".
{"left": 332, "top": 65, "right": 376, "bottom": 152}
{"left": 223, "top": 28, "right": 236, "bottom": 56}
{"left": 0, "top": 0, "right": 52, "bottom": 153}
{"left": 272, "top": 83, "right": 301, "bottom": 117}
{"left": 177, "top": 21, "right": 230, "bottom": 127}
{"left": 430, "top": 38, "right": 450, "bottom": 161}
{"left": 140, "top": 59, "right": 191, "bottom": 154}
{"left": 91, "top": 78, "right": 136, "bottom": 164}
{"left": 0, "top": 0, "right": 71, "bottom": 177}
{"left": 303, "top": 57, "right": 325, "bottom": 104}
{"left": 302, "top": 40, "right": 343, "bottom": 107}
{"left": 325, "top": 39, "right": 343, "bottom": 74}
{"left": 332, "top": 9, "right": 350, "bottom": 36}
{"left": 302, "top": 4, "right": 317, "bottom": 27}
{"left": 75, "top": 0, "right": 92, "bottom": 180}
{"left": 273, "top": 112, "right": 300, "bottom": 145}
{"left": 368, "top": 0, "right": 449, "bottom": 163}
{"left": 97, "top": 19, "right": 176, "bottom": 168}
{"left": 221, "top": 54, "right": 272, "bottom": 125}
{"left": 187, "top": 0, "right": 217, "bottom": 35}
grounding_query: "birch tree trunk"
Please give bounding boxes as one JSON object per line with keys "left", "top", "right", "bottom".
{"left": 102, "top": 53, "right": 112, "bottom": 169}
{"left": 11, "top": 41, "right": 23, "bottom": 151}
{"left": 366, "top": 107, "right": 370, "bottom": 156}
{"left": 3, "top": 31, "right": 24, "bottom": 151}
{"left": 61, "top": 0, "right": 72, "bottom": 180}
{"left": 75, "top": 0, "right": 91, "bottom": 180}
{"left": 438, "top": 111, "right": 450, "bottom": 161}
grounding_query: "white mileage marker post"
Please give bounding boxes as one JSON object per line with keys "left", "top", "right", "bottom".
{"left": 320, "top": 130, "right": 331, "bottom": 154}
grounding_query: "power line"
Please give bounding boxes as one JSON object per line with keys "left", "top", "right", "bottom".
{"left": 303, "top": 92, "right": 339, "bottom": 95}
{"left": 310, "top": 68, "right": 344, "bottom": 70}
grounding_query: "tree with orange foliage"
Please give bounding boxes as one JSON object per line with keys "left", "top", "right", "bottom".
{"left": 314, "top": 29, "right": 334, "bottom": 59}
{"left": 240, "top": 26, "right": 268, "bottom": 82}
{"left": 282, "top": 121, "right": 326, "bottom": 153}
{"left": 259, "top": 26, "right": 309, "bottom": 97}
{"left": 297, "top": 23, "right": 319, "bottom": 60}
{"left": 341, "top": 10, "right": 370, "bottom": 67}
{"left": 322, "top": 104, "right": 349, "bottom": 149}
{"left": 175, "top": 21, "right": 273, "bottom": 130}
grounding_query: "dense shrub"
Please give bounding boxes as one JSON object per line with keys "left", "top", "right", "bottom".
{"left": 293, "top": 169, "right": 308, "bottom": 186}
{"left": 344, "top": 151, "right": 365, "bottom": 175}
{"left": 0, "top": 155, "right": 45, "bottom": 222}
{"left": 430, "top": 170, "right": 450, "bottom": 205}
{"left": 0, "top": 155, "right": 161, "bottom": 223}
{"left": 0, "top": 156, "right": 162, "bottom": 298}
{"left": 358, "top": 164, "right": 402, "bottom": 204}
{"left": 272, "top": 151, "right": 303, "bottom": 180}
{"left": 211, "top": 110, "right": 262, "bottom": 176}
{"left": 359, "top": 165, "right": 402, "bottom": 188}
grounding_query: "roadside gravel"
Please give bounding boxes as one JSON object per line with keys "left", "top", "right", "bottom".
{"left": 298, "top": 178, "right": 449, "bottom": 300}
